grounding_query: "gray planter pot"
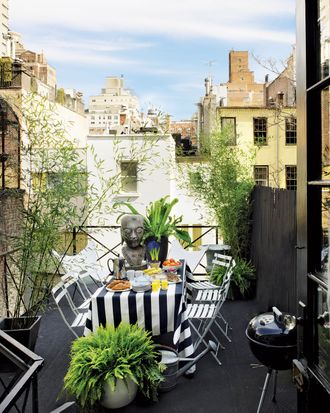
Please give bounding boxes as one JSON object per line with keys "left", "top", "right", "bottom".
{"left": 0, "top": 315, "right": 41, "bottom": 351}
{"left": 101, "top": 377, "right": 138, "bottom": 409}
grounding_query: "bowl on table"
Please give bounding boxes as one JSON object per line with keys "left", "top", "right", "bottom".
{"left": 162, "top": 258, "right": 182, "bottom": 274}
{"left": 132, "top": 275, "right": 151, "bottom": 292}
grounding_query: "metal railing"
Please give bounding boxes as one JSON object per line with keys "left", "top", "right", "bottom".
{"left": 0, "top": 330, "right": 44, "bottom": 413}
{"left": 67, "top": 224, "right": 220, "bottom": 276}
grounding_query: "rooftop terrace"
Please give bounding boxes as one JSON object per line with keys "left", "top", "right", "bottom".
{"left": 2, "top": 297, "right": 297, "bottom": 413}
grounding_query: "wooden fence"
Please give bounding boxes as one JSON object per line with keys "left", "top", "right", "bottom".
{"left": 250, "top": 186, "right": 297, "bottom": 314}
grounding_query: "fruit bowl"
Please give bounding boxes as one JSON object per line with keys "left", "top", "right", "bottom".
{"left": 162, "top": 258, "right": 182, "bottom": 273}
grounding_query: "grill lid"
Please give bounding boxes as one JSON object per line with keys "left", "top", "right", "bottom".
{"left": 247, "top": 307, "right": 297, "bottom": 347}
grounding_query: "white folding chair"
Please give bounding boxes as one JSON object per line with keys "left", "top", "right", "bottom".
{"left": 169, "top": 239, "right": 208, "bottom": 274}
{"left": 51, "top": 277, "right": 90, "bottom": 338}
{"left": 187, "top": 254, "right": 236, "bottom": 342}
{"left": 186, "top": 263, "right": 233, "bottom": 365}
{"left": 52, "top": 239, "right": 109, "bottom": 290}
{"left": 169, "top": 239, "right": 209, "bottom": 301}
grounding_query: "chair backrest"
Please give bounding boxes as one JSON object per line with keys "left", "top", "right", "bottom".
{"left": 210, "top": 253, "right": 233, "bottom": 278}
{"left": 52, "top": 240, "right": 105, "bottom": 282}
{"left": 169, "top": 239, "right": 208, "bottom": 273}
{"left": 213, "top": 258, "right": 236, "bottom": 311}
{"left": 52, "top": 279, "right": 85, "bottom": 338}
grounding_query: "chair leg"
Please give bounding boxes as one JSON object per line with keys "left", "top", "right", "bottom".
{"left": 188, "top": 319, "right": 223, "bottom": 365}
{"left": 214, "top": 319, "right": 232, "bottom": 343}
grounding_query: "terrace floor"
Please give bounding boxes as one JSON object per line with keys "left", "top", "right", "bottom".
{"left": 20, "top": 297, "right": 298, "bottom": 413}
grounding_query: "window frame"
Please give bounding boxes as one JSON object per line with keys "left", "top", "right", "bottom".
{"left": 285, "top": 165, "right": 297, "bottom": 190}
{"left": 254, "top": 165, "right": 269, "bottom": 186}
{"left": 120, "top": 160, "right": 138, "bottom": 193}
{"left": 285, "top": 116, "right": 297, "bottom": 145}
{"left": 253, "top": 117, "right": 268, "bottom": 145}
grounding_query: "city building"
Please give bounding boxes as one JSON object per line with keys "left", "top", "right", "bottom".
{"left": 87, "top": 76, "right": 141, "bottom": 135}
{"left": 0, "top": 0, "right": 9, "bottom": 56}
{"left": 170, "top": 118, "right": 197, "bottom": 140}
{"left": 197, "top": 50, "right": 296, "bottom": 189}
{"left": 222, "top": 50, "right": 265, "bottom": 107}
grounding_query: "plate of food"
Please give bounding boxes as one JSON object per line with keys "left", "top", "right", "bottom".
{"left": 166, "top": 273, "right": 182, "bottom": 284}
{"left": 106, "top": 279, "right": 131, "bottom": 292}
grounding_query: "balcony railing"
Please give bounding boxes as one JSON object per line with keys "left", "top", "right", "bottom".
{"left": 0, "top": 330, "right": 44, "bottom": 413}
{"left": 65, "top": 224, "right": 221, "bottom": 276}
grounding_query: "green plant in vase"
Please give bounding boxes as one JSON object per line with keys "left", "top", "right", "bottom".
{"left": 147, "top": 239, "right": 161, "bottom": 267}
{"left": 63, "top": 322, "right": 165, "bottom": 409}
{"left": 114, "top": 196, "right": 191, "bottom": 263}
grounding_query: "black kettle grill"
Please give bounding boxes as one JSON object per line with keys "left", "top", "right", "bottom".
{"left": 245, "top": 306, "right": 297, "bottom": 413}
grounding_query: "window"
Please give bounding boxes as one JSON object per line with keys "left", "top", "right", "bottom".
{"left": 121, "top": 161, "right": 137, "bottom": 192}
{"left": 285, "top": 166, "right": 297, "bottom": 190}
{"left": 253, "top": 117, "right": 267, "bottom": 145}
{"left": 254, "top": 166, "right": 269, "bottom": 186}
{"left": 285, "top": 117, "right": 297, "bottom": 145}
{"left": 221, "top": 117, "right": 236, "bottom": 145}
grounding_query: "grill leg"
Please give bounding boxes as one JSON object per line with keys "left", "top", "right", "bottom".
{"left": 272, "top": 369, "right": 278, "bottom": 402}
{"left": 256, "top": 368, "right": 272, "bottom": 413}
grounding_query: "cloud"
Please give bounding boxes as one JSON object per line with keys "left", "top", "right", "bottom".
{"left": 11, "top": 0, "right": 295, "bottom": 44}
{"left": 169, "top": 82, "right": 203, "bottom": 92}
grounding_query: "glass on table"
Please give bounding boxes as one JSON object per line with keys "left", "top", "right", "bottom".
{"left": 152, "top": 279, "right": 161, "bottom": 292}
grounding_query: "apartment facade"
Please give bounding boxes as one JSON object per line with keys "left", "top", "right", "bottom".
{"left": 222, "top": 50, "right": 265, "bottom": 107}
{"left": 198, "top": 50, "right": 296, "bottom": 190}
{"left": 218, "top": 106, "right": 297, "bottom": 189}
{"left": 87, "top": 76, "right": 141, "bottom": 135}
{"left": 0, "top": 0, "right": 9, "bottom": 56}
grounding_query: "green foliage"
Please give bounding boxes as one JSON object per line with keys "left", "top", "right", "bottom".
{"left": 188, "top": 129, "right": 255, "bottom": 260}
{"left": 4, "top": 94, "right": 88, "bottom": 318}
{"left": 2, "top": 93, "right": 163, "bottom": 320}
{"left": 63, "top": 323, "right": 165, "bottom": 408}
{"left": 210, "top": 258, "right": 256, "bottom": 297}
{"left": 114, "top": 196, "right": 191, "bottom": 244}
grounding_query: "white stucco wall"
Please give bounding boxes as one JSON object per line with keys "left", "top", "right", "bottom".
{"left": 86, "top": 133, "right": 218, "bottom": 257}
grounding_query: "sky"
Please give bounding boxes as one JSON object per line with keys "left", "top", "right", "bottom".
{"left": 10, "top": 0, "right": 296, "bottom": 120}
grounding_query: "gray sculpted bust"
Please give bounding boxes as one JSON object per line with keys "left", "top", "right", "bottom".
{"left": 121, "top": 214, "right": 146, "bottom": 267}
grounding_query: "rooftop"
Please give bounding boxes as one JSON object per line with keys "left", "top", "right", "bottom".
{"left": 3, "top": 297, "right": 297, "bottom": 413}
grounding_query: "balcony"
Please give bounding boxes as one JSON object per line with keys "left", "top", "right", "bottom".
{"left": 0, "top": 222, "right": 298, "bottom": 412}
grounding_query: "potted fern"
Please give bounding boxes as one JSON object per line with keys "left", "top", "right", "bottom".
{"left": 63, "top": 322, "right": 164, "bottom": 410}
{"left": 115, "top": 196, "right": 191, "bottom": 262}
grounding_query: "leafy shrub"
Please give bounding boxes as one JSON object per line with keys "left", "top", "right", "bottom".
{"left": 63, "top": 323, "right": 164, "bottom": 408}
{"left": 210, "top": 258, "right": 256, "bottom": 298}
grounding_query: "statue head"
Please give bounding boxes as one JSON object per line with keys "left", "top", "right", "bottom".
{"left": 121, "top": 214, "right": 144, "bottom": 249}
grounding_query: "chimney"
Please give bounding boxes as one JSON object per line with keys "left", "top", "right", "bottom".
{"left": 277, "top": 91, "right": 284, "bottom": 106}
{"left": 205, "top": 78, "right": 210, "bottom": 96}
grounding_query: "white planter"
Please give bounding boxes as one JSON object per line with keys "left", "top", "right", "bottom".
{"left": 101, "top": 377, "right": 138, "bottom": 409}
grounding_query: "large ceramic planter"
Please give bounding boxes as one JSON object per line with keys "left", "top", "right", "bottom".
{"left": 101, "top": 377, "right": 138, "bottom": 409}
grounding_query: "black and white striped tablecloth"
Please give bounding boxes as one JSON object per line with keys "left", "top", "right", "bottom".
{"left": 84, "top": 282, "right": 194, "bottom": 358}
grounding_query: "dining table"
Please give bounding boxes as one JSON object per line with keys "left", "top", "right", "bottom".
{"left": 83, "top": 260, "right": 194, "bottom": 359}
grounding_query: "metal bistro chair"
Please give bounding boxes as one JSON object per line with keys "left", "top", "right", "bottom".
{"left": 51, "top": 277, "right": 91, "bottom": 338}
{"left": 169, "top": 239, "right": 209, "bottom": 301}
{"left": 186, "top": 262, "right": 234, "bottom": 365}
{"left": 187, "top": 254, "right": 235, "bottom": 343}
{"left": 52, "top": 239, "right": 109, "bottom": 293}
